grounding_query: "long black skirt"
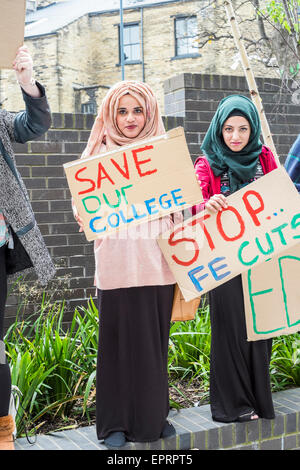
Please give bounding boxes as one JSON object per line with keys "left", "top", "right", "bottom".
{"left": 96, "top": 284, "right": 174, "bottom": 442}
{"left": 209, "top": 275, "right": 275, "bottom": 422}
{"left": 0, "top": 244, "right": 12, "bottom": 417}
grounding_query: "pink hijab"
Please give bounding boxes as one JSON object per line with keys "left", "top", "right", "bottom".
{"left": 82, "top": 80, "right": 165, "bottom": 157}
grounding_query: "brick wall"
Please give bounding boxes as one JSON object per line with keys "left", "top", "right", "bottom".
{"left": 164, "top": 72, "right": 300, "bottom": 163}
{"left": 5, "top": 112, "right": 183, "bottom": 329}
{"left": 5, "top": 71, "right": 300, "bottom": 328}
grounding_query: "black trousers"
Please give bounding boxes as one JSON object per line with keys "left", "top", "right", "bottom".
{"left": 0, "top": 245, "right": 11, "bottom": 417}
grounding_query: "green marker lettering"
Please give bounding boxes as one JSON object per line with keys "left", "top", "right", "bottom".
{"left": 237, "top": 241, "right": 259, "bottom": 266}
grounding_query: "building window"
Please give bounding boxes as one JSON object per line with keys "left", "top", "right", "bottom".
{"left": 26, "top": 0, "right": 36, "bottom": 14}
{"left": 119, "top": 23, "right": 141, "bottom": 63}
{"left": 81, "top": 102, "right": 97, "bottom": 115}
{"left": 175, "top": 16, "right": 198, "bottom": 57}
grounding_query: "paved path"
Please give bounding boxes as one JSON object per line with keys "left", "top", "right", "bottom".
{"left": 15, "top": 388, "right": 300, "bottom": 450}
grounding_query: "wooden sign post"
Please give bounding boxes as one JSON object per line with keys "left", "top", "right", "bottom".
{"left": 222, "top": 1, "right": 300, "bottom": 340}
{"left": 223, "top": 0, "right": 280, "bottom": 166}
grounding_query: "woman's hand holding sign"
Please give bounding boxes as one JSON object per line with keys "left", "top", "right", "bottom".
{"left": 75, "top": 213, "right": 84, "bottom": 233}
{"left": 206, "top": 194, "right": 228, "bottom": 213}
{"left": 72, "top": 199, "right": 84, "bottom": 233}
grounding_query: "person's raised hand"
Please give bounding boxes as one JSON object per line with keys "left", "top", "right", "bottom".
{"left": 13, "top": 46, "right": 34, "bottom": 86}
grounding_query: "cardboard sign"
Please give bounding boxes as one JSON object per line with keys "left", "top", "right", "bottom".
{"left": 0, "top": 0, "right": 26, "bottom": 69}
{"left": 157, "top": 167, "right": 300, "bottom": 301}
{"left": 243, "top": 244, "right": 300, "bottom": 341}
{"left": 64, "top": 127, "right": 203, "bottom": 241}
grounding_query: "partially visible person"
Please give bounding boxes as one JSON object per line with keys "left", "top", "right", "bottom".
{"left": 193, "top": 95, "right": 277, "bottom": 423}
{"left": 0, "top": 46, "right": 55, "bottom": 450}
{"left": 284, "top": 134, "right": 300, "bottom": 192}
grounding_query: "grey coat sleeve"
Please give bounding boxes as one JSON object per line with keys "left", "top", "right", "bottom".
{"left": 13, "top": 81, "right": 52, "bottom": 144}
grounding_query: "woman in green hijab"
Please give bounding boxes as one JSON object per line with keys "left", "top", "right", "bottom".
{"left": 193, "top": 95, "right": 277, "bottom": 423}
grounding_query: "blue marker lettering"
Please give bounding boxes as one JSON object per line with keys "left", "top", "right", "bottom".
{"left": 208, "top": 257, "right": 231, "bottom": 281}
{"left": 145, "top": 197, "right": 159, "bottom": 215}
{"left": 131, "top": 204, "right": 147, "bottom": 220}
{"left": 107, "top": 213, "right": 120, "bottom": 228}
{"left": 90, "top": 216, "right": 106, "bottom": 233}
{"left": 119, "top": 210, "right": 134, "bottom": 224}
{"left": 159, "top": 193, "right": 172, "bottom": 210}
{"left": 188, "top": 265, "right": 208, "bottom": 292}
{"left": 171, "top": 188, "right": 186, "bottom": 207}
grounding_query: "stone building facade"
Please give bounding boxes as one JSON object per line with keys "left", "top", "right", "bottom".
{"left": 1, "top": 0, "right": 278, "bottom": 115}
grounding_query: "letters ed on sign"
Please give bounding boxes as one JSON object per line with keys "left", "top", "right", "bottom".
{"left": 242, "top": 244, "right": 300, "bottom": 341}
{"left": 64, "top": 127, "right": 203, "bottom": 241}
{"left": 157, "top": 167, "right": 300, "bottom": 301}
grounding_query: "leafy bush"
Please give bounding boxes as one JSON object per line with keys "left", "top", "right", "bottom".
{"left": 169, "top": 301, "right": 300, "bottom": 391}
{"left": 4, "top": 295, "right": 299, "bottom": 436}
{"left": 168, "top": 300, "right": 211, "bottom": 383}
{"left": 5, "top": 296, "right": 98, "bottom": 435}
{"left": 270, "top": 334, "right": 300, "bottom": 389}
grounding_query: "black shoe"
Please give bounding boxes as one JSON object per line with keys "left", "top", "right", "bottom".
{"left": 161, "top": 421, "right": 176, "bottom": 438}
{"left": 104, "top": 431, "right": 126, "bottom": 448}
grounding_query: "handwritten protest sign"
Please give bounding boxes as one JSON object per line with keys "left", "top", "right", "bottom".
{"left": 0, "top": 0, "right": 26, "bottom": 69}
{"left": 157, "top": 166, "right": 300, "bottom": 301}
{"left": 64, "top": 127, "right": 203, "bottom": 241}
{"left": 242, "top": 244, "right": 300, "bottom": 341}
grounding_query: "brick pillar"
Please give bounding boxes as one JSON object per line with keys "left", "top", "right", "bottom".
{"left": 164, "top": 72, "right": 300, "bottom": 162}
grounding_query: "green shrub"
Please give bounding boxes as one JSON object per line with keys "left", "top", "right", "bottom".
{"left": 5, "top": 296, "right": 98, "bottom": 435}
{"left": 168, "top": 300, "right": 211, "bottom": 383}
{"left": 4, "top": 294, "right": 299, "bottom": 436}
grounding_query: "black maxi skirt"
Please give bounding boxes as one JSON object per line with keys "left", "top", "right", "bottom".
{"left": 209, "top": 275, "right": 275, "bottom": 422}
{"left": 0, "top": 244, "right": 12, "bottom": 417}
{"left": 96, "top": 284, "right": 174, "bottom": 442}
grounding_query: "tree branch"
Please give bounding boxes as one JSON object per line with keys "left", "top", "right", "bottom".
{"left": 248, "top": 0, "right": 300, "bottom": 62}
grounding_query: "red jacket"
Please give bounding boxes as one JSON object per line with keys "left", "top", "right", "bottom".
{"left": 192, "top": 145, "right": 278, "bottom": 215}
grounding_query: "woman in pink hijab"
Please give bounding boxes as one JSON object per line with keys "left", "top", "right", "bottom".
{"left": 75, "top": 81, "right": 180, "bottom": 448}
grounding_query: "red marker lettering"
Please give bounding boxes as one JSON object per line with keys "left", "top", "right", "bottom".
{"left": 132, "top": 145, "right": 157, "bottom": 177}
{"left": 75, "top": 166, "right": 96, "bottom": 195}
{"left": 168, "top": 226, "right": 199, "bottom": 267}
{"left": 216, "top": 206, "right": 245, "bottom": 242}
{"left": 97, "top": 162, "right": 115, "bottom": 188}
{"left": 110, "top": 152, "right": 130, "bottom": 180}
{"left": 188, "top": 214, "right": 215, "bottom": 251}
{"left": 242, "top": 190, "right": 264, "bottom": 226}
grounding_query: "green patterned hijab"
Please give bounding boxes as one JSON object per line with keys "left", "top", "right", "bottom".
{"left": 201, "top": 94, "right": 262, "bottom": 192}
